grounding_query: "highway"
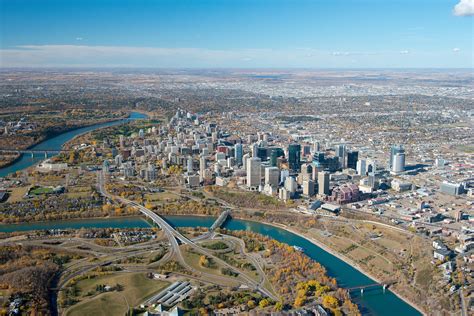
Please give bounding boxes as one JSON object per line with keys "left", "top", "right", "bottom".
{"left": 97, "top": 171, "right": 278, "bottom": 301}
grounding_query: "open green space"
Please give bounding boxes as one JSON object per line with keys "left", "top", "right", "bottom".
{"left": 66, "top": 272, "right": 169, "bottom": 316}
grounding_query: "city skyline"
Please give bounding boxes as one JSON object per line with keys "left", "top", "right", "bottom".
{"left": 1, "top": 0, "right": 473, "bottom": 68}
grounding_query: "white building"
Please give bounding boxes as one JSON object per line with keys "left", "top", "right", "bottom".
{"left": 246, "top": 157, "right": 261, "bottom": 189}
{"left": 264, "top": 167, "right": 280, "bottom": 188}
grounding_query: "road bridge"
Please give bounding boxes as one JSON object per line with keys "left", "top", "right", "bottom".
{"left": 210, "top": 209, "right": 231, "bottom": 231}
{"left": 96, "top": 171, "right": 278, "bottom": 301}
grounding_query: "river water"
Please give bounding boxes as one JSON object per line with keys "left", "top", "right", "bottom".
{"left": 0, "top": 216, "right": 421, "bottom": 316}
{"left": 0, "top": 112, "right": 147, "bottom": 178}
{"left": 0, "top": 111, "right": 420, "bottom": 315}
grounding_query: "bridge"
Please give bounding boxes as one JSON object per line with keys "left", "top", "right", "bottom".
{"left": 96, "top": 171, "right": 278, "bottom": 301}
{"left": 210, "top": 209, "right": 231, "bottom": 231}
{"left": 0, "top": 149, "right": 65, "bottom": 158}
{"left": 347, "top": 281, "right": 395, "bottom": 294}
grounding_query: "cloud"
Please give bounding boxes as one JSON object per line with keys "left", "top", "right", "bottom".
{"left": 0, "top": 44, "right": 471, "bottom": 68}
{"left": 0, "top": 45, "right": 322, "bottom": 68}
{"left": 453, "top": 48, "right": 461, "bottom": 52}
{"left": 75, "top": 37, "right": 83, "bottom": 41}
{"left": 453, "top": 0, "right": 474, "bottom": 16}
{"left": 399, "top": 50, "right": 410, "bottom": 54}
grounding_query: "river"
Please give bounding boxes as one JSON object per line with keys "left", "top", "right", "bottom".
{"left": 0, "top": 216, "right": 421, "bottom": 316}
{"left": 0, "top": 112, "right": 147, "bottom": 178}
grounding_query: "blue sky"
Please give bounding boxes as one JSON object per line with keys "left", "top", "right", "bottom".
{"left": 0, "top": 0, "right": 472, "bottom": 68}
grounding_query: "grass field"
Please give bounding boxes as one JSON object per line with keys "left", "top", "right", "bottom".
{"left": 66, "top": 273, "right": 169, "bottom": 316}
{"left": 6, "top": 186, "right": 29, "bottom": 202}
{"left": 30, "top": 186, "right": 54, "bottom": 195}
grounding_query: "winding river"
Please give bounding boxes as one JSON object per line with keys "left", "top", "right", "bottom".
{"left": 0, "top": 111, "right": 421, "bottom": 315}
{"left": 0, "top": 112, "right": 147, "bottom": 178}
{"left": 0, "top": 216, "right": 421, "bottom": 316}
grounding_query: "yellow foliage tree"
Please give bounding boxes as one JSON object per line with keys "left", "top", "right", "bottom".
{"left": 247, "top": 300, "right": 256, "bottom": 309}
{"left": 259, "top": 299, "right": 270, "bottom": 309}
{"left": 322, "top": 295, "right": 339, "bottom": 310}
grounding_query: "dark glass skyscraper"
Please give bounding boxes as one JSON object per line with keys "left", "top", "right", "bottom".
{"left": 270, "top": 148, "right": 284, "bottom": 167}
{"left": 347, "top": 151, "right": 358, "bottom": 170}
{"left": 288, "top": 143, "right": 301, "bottom": 171}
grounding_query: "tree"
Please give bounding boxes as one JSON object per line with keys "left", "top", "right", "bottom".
{"left": 259, "top": 299, "right": 270, "bottom": 308}
{"left": 294, "top": 295, "right": 306, "bottom": 308}
{"left": 274, "top": 301, "right": 283, "bottom": 312}
{"left": 247, "top": 300, "right": 256, "bottom": 309}
{"left": 199, "top": 255, "right": 210, "bottom": 268}
{"left": 322, "top": 295, "right": 339, "bottom": 309}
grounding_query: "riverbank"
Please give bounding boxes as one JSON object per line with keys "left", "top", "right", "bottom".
{"left": 0, "top": 112, "right": 148, "bottom": 178}
{"left": 0, "top": 211, "right": 426, "bottom": 315}
{"left": 0, "top": 213, "right": 422, "bottom": 315}
{"left": 254, "top": 219, "right": 427, "bottom": 316}
{"left": 0, "top": 115, "right": 128, "bottom": 172}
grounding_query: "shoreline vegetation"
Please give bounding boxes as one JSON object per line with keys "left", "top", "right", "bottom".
{"left": 0, "top": 213, "right": 425, "bottom": 315}
{"left": 0, "top": 111, "right": 145, "bottom": 174}
{"left": 0, "top": 111, "right": 131, "bottom": 169}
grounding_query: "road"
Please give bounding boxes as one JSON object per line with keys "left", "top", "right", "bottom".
{"left": 97, "top": 171, "right": 278, "bottom": 301}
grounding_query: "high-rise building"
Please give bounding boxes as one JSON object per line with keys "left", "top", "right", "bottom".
{"left": 318, "top": 171, "right": 330, "bottom": 196}
{"left": 347, "top": 151, "right": 358, "bottom": 170}
{"left": 234, "top": 143, "right": 243, "bottom": 166}
{"left": 119, "top": 135, "right": 125, "bottom": 148}
{"left": 313, "top": 152, "right": 339, "bottom": 172}
{"left": 335, "top": 144, "right": 346, "bottom": 168}
{"left": 251, "top": 143, "right": 258, "bottom": 158}
{"left": 356, "top": 159, "right": 367, "bottom": 175}
{"left": 302, "top": 180, "right": 315, "bottom": 196}
{"left": 284, "top": 176, "right": 297, "bottom": 193}
{"left": 392, "top": 152, "right": 406, "bottom": 174}
{"left": 288, "top": 143, "right": 301, "bottom": 171}
{"left": 187, "top": 156, "right": 193, "bottom": 172}
{"left": 246, "top": 157, "right": 261, "bottom": 188}
{"left": 390, "top": 145, "right": 405, "bottom": 169}
{"left": 257, "top": 147, "right": 268, "bottom": 161}
{"left": 270, "top": 148, "right": 284, "bottom": 167}
{"left": 199, "top": 157, "right": 207, "bottom": 182}
{"left": 265, "top": 167, "right": 280, "bottom": 188}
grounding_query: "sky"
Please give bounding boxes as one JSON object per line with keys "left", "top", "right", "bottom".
{"left": 0, "top": 0, "right": 473, "bottom": 68}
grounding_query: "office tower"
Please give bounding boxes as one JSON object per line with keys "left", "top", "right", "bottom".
{"left": 284, "top": 176, "right": 297, "bottom": 193}
{"left": 246, "top": 157, "right": 261, "bottom": 188}
{"left": 265, "top": 167, "right": 280, "bottom": 187}
{"left": 211, "top": 131, "right": 218, "bottom": 143}
{"left": 392, "top": 152, "right": 406, "bottom": 173}
{"left": 119, "top": 135, "right": 125, "bottom": 148}
{"left": 390, "top": 145, "right": 405, "bottom": 169}
{"left": 270, "top": 148, "right": 284, "bottom": 167}
{"left": 227, "top": 157, "right": 235, "bottom": 168}
{"left": 288, "top": 143, "right": 301, "bottom": 171}
{"left": 199, "top": 157, "right": 206, "bottom": 182}
{"left": 313, "top": 152, "right": 339, "bottom": 172}
{"left": 234, "top": 143, "right": 243, "bottom": 166}
{"left": 280, "top": 169, "right": 290, "bottom": 184}
{"left": 312, "top": 141, "right": 320, "bottom": 153}
{"left": 302, "top": 180, "right": 315, "bottom": 196}
{"left": 318, "top": 171, "right": 330, "bottom": 196}
{"left": 302, "top": 144, "right": 311, "bottom": 156}
{"left": 356, "top": 159, "right": 367, "bottom": 175}
{"left": 367, "top": 159, "right": 377, "bottom": 175}
{"left": 256, "top": 147, "right": 268, "bottom": 161}
{"left": 187, "top": 156, "right": 193, "bottom": 172}
{"left": 251, "top": 143, "right": 258, "bottom": 157}
{"left": 335, "top": 144, "right": 347, "bottom": 168}
{"left": 347, "top": 151, "right": 358, "bottom": 170}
